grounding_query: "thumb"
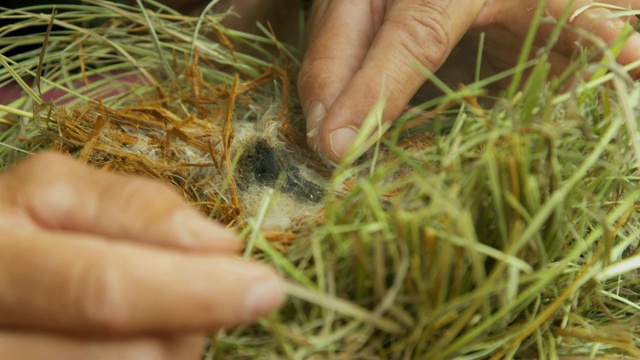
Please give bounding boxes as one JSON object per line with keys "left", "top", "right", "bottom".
{"left": 0, "top": 152, "right": 239, "bottom": 252}
{"left": 315, "top": 0, "right": 484, "bottom": 163}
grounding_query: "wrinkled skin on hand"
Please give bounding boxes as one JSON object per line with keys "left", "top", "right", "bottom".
{"left": 0, "top": 152, "right": 283, "bottom": 360}
{"left": 298, "top": 0, "right": 640, "bottom": 163}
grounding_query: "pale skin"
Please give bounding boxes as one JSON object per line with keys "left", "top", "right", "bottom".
{"left": 0, "top": 152, "right": 284, "bottom": 359}
{"left": 298, "top": 0, "right": 640, "bottom": 163}
{"left": 3, "top": 0, "right": 640, "bottom": 358}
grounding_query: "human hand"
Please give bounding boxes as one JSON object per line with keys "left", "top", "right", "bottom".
{"left": 298, "top": 0, "right": 640, "bottom": 164}
{"left": 0, "top": 152, "right": 283, "bottom": 359}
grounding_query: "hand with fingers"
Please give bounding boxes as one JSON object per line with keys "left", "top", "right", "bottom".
{"left": 298, "top": 0, "right": 640, "bottom": 164}
{"left": 0, "top": 152, "right": 283, "bottom": 360}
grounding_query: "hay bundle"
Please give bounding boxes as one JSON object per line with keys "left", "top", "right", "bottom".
{"left": 2, "top": 1, "right": 640, "bottom": 358}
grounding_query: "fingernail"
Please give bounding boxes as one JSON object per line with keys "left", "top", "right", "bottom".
{"left": 306, "top": 100, "right": 326, "bottom": 152}
{"left": 245, "top": 276, "right": 284, "bottom": 318}
{"left": 306, "top": 99, "right": 327, "bottom": 133}
{"left": 177, "top": 210, "right": 239, "bottom": 249}
{"left": 329, "top": 127, "right": 358, "bottom": 159}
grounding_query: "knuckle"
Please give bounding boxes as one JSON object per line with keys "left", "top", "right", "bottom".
{"left": 117, "top": 177, "right": 185, "bottom": 217}
{"left": 71, "top": 253, "right": 129, "bottom": 332}
{"left": 298, "top": 55, "right": 332, "bottom": 89}
{"left": 3, "top": 152, "right": 80, "bottom": 223}
{"left": 120, "top": 176, "right": 177, "bottom": 203}
{"left": 7, "top": 151, "right": 72, "bottom": 183}
{"left": 391, "top": 3, "right": 453, "bottom": 70}
{"left": 115, "top": 176, "right": 187, "bottom": 221}
{"left": 297, "top": 57, "right": 313, "bottom": 85}
{"left": 297, "top": 55, "right": 336, "bottom": 108}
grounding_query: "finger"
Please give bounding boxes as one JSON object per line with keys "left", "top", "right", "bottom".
{"left": 0, "top": 330, "right": 204, "bottom": 360}
{"left": 313, "top": 0, "right": 485, "bottom": 162}
{"left": 497, "top": 1, "right": 640, "bottom": 73}
{"left": 0, "top": 151, "right": 238, "bottom": 252}
{"left": 0, "top": 227, "right": 284, "bottom": 333}
{"left": 560, "top": 1, "right": 640, "bottom": 70}
{"left": 478, "top": 25, "right": 573, "bottom": 78}
{"left": 298, "top": 0, "right": 385, "bottom": 152}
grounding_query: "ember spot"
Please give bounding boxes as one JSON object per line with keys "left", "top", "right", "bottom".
{"left": 238, "top": 138, "right": 323, "bottom": 203}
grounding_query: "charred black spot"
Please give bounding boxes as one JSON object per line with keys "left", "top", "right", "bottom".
{"left": 282, "top": 166, "right": 324, "bottom": 203}
{"left": 247, "top": 138, "right": 283, "bottom": 185}
{"left": 238, "top": 138, "right": 323, "bottom": 203}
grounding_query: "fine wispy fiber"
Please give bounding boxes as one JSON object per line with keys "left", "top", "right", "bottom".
{"left": 2, "top": 1, "right": 640, "bottom": 359}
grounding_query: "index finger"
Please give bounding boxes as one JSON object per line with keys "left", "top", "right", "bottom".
{"left": 312, "top": 0, "right": 484, "bottom": 163}
{"left": 0, "top": 227, "right": 283, "bottom": 333}
{"left": 0, "top": 152, "right": 238, "bottom": 252}
{"left": 298, "top": 0, "right": 382, "bottom": 152}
